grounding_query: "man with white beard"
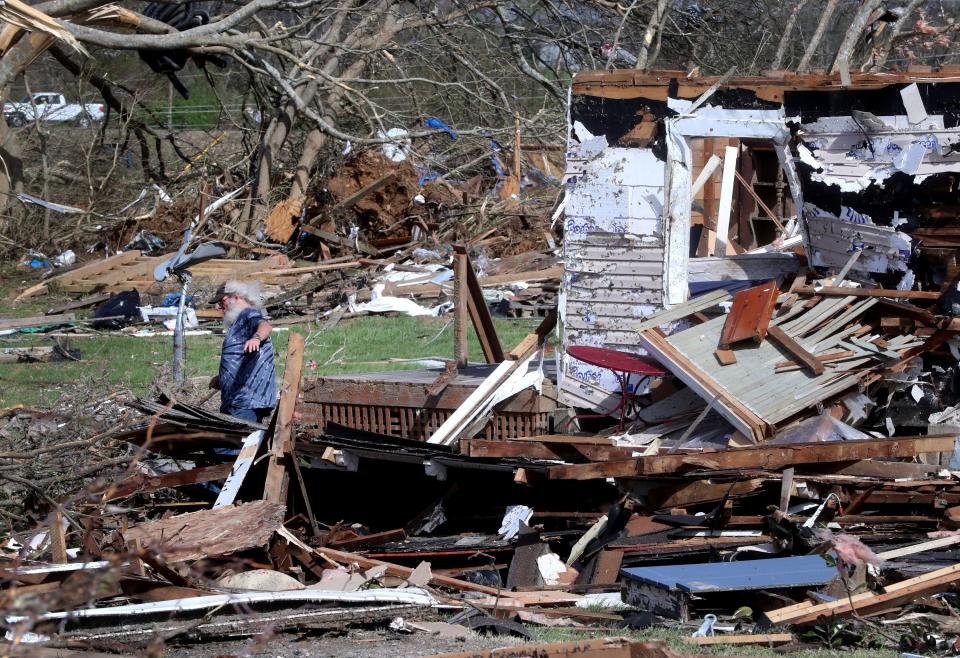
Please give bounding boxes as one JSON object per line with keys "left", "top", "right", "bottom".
{"left": 208, "top": 280, "right": 277, "bottom": 423}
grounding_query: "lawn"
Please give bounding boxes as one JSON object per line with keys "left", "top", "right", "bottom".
{"left": 0, "top": 314, "right": 540, "bottom": 408}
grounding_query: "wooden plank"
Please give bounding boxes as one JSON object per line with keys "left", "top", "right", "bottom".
{"left": 328, "top": 528, "right": 407, "bottom": 551}
{"left": 46, "top": 293, "right": 111, "bottom": 315}
{"left": 463, "top": 260, "right": 505, "bottom": 364}
{"left": 101, "top": 464, "right": 232, "bottom": 500}
{"left": 794, "top": 286, "right": 941, "bottom": 299}
{"left": 453, "top": 253, "right": 469, "bottom": 367}
{"left": 691, "top": 154, "right": 722, "bottom": 196}
{"left": 15, "top": 251, "right": 140, "bottom": 300}
{"left": 779, "top": 467, "right": 794, "bottom": 513}
{"left": 763, "top": 562, "right": 960, "bottom": 626}
{"left": 91, "top": 256, "right": 159, "bottom": 288}
{"left": 214, "top": 430, "right": 266, "bottom": 508}
{"left": 766, "top": 324, "right": 824, "bottom": 375}
{"left": 121, "top": 501, "right": 285, "bottom": 563}
{"left": 309, "top": 540, "right": 505, "bottom": 597}
{"left": 633, "top": 289, "right": 731, "bottom": 332}
{"left": 685, "top": 634, "right": 792, "bottom": 646}
{"left": 718, "top": 281, "right": 779, "bottom": 349}
{"left": 591, "top": 549, "right": 623, "bottom": 585}
{"left": 548, "top": 435, "right": 956, "bottom": 480}
{"left": 650, "top": 479, "right": 765, "bottom": 510}
{"left": 877, "top": 535, "right": 960, "bottom": 560}
{"left": 714, "top": 348, "right": 737, "bottom": 365}
{"left": 637, "top": 328, "right": 768, "bottom": 441}
{"left": 774, "top": 350, "right": 854, "bottom": 370}
{"left": 49, "top": 510, "right": 67, "bottom": 564}
{"left": 713, "top": 145, "right": 739, "bottom": 255}
{"left": 381, "top": 266, "right": 563, "bottom": 297}
{"left": 507, "top": 309, "right": 557, "bottom": 360}
{"left": 264, "top": 332, "right": 305, "bottom": 506}
{"left": 462, "top": 438, "right": 633, "bottom": 462}
{"left": 0, "top": 313, "right": 75, "bottom": 331}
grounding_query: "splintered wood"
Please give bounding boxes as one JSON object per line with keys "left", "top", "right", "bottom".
{"left": 120, "top": 501, "right": 285, "bottom": 563}
{"left": 16, "top": 251, "right": 294, "bottom": 299}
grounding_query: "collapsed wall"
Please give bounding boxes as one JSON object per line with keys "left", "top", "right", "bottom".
{"left": 559, "top": 69, "right": 960, "bottom": 411}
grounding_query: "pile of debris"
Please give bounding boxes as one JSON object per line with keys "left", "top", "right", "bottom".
{"left": 9, "top": 68, "right": 960, "bottom": 657}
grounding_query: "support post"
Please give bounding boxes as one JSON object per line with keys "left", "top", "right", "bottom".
{"left": 264, "top": 332, "right": 305, "bottom": 506}
{"left": 453, "top": 253, "right": 469, "bottom": 368}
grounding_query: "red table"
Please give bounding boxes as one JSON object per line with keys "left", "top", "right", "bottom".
{"left": 567, "top": 345, "right": 667, "bottom": 431}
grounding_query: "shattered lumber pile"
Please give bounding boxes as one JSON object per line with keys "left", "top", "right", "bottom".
{"left": 7, "top": 282, "right": 960, "bottom": 656}
{"left": 12, "top": 69, "right": 960, "bottom": 656}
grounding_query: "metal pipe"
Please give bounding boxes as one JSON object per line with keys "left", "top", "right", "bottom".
{"left": 172, "top": 272, "right": 190, "bottom": 388}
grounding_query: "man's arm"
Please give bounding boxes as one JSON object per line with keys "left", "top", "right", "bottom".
{"left": 244, "top": 319, "right": 272, "bottom": 353}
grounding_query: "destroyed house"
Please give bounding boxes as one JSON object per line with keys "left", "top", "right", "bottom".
{"left": 559, "top": 68, "right": 960, "bottom": 414}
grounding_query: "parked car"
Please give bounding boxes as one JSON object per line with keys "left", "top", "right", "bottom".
{"left": 4, "top": 92, "right": 106, "bottom": 128}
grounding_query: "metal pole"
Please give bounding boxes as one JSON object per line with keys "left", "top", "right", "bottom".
{"left": 172, "top": 272, "right": 190, "bottom": 388}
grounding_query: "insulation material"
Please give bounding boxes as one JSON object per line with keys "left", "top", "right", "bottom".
{"left": 805, "top": 203, "right": 912, "bottom": 275}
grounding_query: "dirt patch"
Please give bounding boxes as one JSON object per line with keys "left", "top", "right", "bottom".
{"left": 164, "top": 627, "right": 524, "bottom": 658}
{"left": 320, "top": 151, "right": 422, "bottom": 235}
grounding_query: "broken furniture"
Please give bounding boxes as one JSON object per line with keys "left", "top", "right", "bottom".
{"left": 566, "top": 345, "right": 665, "bottom": 430}
{"left": 621, "top": 555, "right": 836, "bottom": 620}
{"left": 299, "top": 363, "right": 557, "bottom": 440}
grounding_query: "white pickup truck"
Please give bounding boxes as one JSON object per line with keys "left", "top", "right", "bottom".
{"left": 4, "top": 92, "right": 105, "bottom": 128}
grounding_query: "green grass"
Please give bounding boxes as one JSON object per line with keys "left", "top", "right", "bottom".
{"left": 525, "top": 625, "right": 900, "bottom": 657}
{"left": 0, "top": 315, "right": 538, "bottom": 408}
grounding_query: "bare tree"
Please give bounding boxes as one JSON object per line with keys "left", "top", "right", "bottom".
{"left": 797, "top": 0, "right": 841, "bottom": 72}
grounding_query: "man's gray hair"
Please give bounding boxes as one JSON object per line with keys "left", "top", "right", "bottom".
{"left": 223, "top": 279, "right": 263, "bottom": 307}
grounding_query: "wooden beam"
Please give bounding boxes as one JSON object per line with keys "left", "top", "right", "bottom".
{"left": 454, "top": 245, "right": 505, "bottom": 364}
{"left": 507, "top": 309, "right": 557, "bottom": 360}
{"left": 713, "top": 145, "right": 739, "bottom": 256}
{"left": 691, "top": 154, "right": 722, "bottom": 197}
{"left": 766, "top": 325, "right": 824, "bottom": 375}
{"left": 289, "top": 447, "right": 322, "bottom": 539}
{"left": 461, "top": 438, "right": 634, "bottom": 462}
{"left": 46, "top": 292, "right": 111, "bottom": 315}
{"left": 794, "top": 286, "right": 941, "bottom": 299}
{"left": 122, "top": 501, "right": 285, "bottom": 563}
{"left": 877, "top": 534, "right": 960, "bottom": 560}
{"left": 763, "top": 562, "right": 960, "bottom": 626}
{"left": 685, "top": 634, "right": 792, "bottom": 646}
{"left": 380, "top": 266, "right": 562, "bottom": 298}
{"left": 264, "top": 332, "right": 305, "bottom": 505}
{"left": 48, "top": 510, "right": 67, "bottom": 564}
{"left": 101, "top": 464, "right": 232, "bottom": 500}
{"left": 453, "top": 253, "right": 469, "bottom": 367}
{"left": 311, "top": 543, "right": 504, "bottom": 596}
{"left": 0, "top": 313, "right": 75, "bottom": 331}
{"left": 329, "top": 528, "right": 407, "bottom": 551}
{"left": 330, "top": 171, "right": 396, "bottom": 213}
{"left": 548, "top": 435, "right": 956, "bottom": 480}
